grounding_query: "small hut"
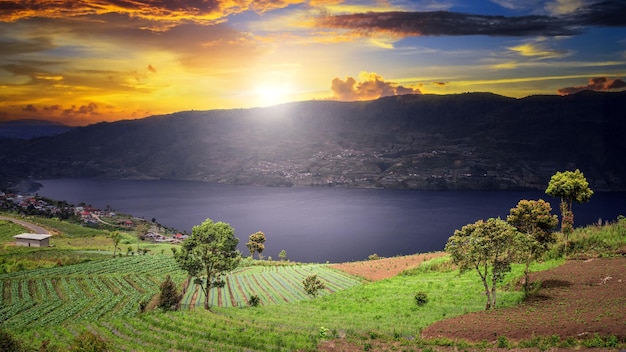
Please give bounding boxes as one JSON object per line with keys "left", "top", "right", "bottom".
{"left": 14, "top": 233, "right": 52, "bottom": 247}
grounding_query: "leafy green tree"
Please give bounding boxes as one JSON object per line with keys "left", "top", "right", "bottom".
{"left": 545, "top": 169, "right": 593, "bottom": 240}
{"left": 507, "top": 199, "right": 558, "bottom": 294}
{"left": 278, "top": 249, "right": 287, "bottom": 261}
{"left": 110, "top": 231, "right": 122, "bottom": 257}
{"left": 175, "top": 218, "right": 240, "bottom": 310}
{"left": 303, "top": 274, "right": 326, "bottom": 297}
{"left": 246, "top": 231, "right": 266, "bottom": 259}
{"left": 445, "top": 218, "right": 527, "bottom": 310}
{"left": 158, "top": 275, "right": 179, "bottom": 311}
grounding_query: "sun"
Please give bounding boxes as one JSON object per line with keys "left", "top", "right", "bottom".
{"left": 254, "top": 83, "right": 293, "bottom": 107}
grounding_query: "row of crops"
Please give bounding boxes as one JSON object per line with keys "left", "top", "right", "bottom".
{"left": 180, "top": 264, "right": 362, "bottom": 308}
{"left": 0, "top": 255, "right": 184, "bottom": 330}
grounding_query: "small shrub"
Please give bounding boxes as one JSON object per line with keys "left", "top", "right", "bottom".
{"left": 69, "top": 331, "right": 111, "bottom": 352}
{"left": 368, "top": 253, "right": 380, "bottom": 260}
{"left": 497, "top": 336, "right": 510, "bottom": 348}
{"left": 138, "top": 299, "right": 149, "bottom": 313}
{"left": 319, "top": 326, "right": 329, "bottom": 339}
{"left": 0, "top": 329, "right": 22, "bottom": 352}
{"left": 303, "top": 274, "right": 325, "bottom": 297}
{"left": 158, "top": 275, "right": 179, "bottom": 311}
{"left": 248, "top": 294, "right": 261, "bottom": 307}
{"left": 414, "top": 291, "right": 428, "bottom": 306}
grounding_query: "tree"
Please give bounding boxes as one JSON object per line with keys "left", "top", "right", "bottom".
{"left": 158, "top": 275, "right": 179, "bottom": 311}
{"left": 110, "top": 231, "right": 122, "bottom": 257}
{"left": 445, "top": 218, "right": 527, "bottom": 310}
{"left": 175, "top": 218, "right": 240, "bottom": 310}
{"left": 246, "top": 231, "right": 266, "bottom": 259}
{"left": 545, "top": 169, "right": 593, "bottom": 241}
{"left": 507, "top": 199, "right": 558, "bottom": 294}
{"left": 303, "top": 274, "right": 326, "bottom": 297}
{"left": 278, "top": 249, "right": 287, "bottom": 261}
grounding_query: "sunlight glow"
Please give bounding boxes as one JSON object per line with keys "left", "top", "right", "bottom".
{"left": 254, "top": 83, "right": 294, "bottom": 107}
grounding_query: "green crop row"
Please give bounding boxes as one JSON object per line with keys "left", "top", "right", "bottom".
{"left": 181, "top": 264, "right": 362, "bottom": 308}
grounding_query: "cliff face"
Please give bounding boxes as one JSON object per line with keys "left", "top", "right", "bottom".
{"left": 2, "top": 91, "right": 625, "bottom": 191}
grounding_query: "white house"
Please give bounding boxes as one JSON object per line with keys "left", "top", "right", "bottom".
{"left": 14, "top": 233, "right": 52, "bottom": 247}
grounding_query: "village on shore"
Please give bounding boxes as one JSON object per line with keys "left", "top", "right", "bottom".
{"left": 0, "top": 190, "right": 187, "bottom": 245}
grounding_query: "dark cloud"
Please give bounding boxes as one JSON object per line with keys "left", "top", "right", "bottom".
{"left": 317, "top": 11, "right": 577, "bottom": 37}
{"left": 557, "top": 77, "right": 626, "bottom": 95}
{"left": 23, "top": 104, "right": 38, "bottom": 112}
{"left": 433, "top": 81, "right": 446, "bottom": 86}
{"left": 0, "top": 37, "right": 55, "bottom": 55}
{"left": 573, "top": 0, "right": 626, "bottom": 27}
{"left": 64, "top": 102, "right": 99, "bottom": 115}
{"left": 316, "top": 0, "right": 626, "bottom": 38}
{"left": 330, "top": 72, "right": 421, "bottom": 101}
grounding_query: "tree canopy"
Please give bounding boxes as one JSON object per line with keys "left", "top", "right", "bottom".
{"left": 545, "top": 169, "right": 593, "bottom": 238}
{"left": 246, "top": 231, "right": 266, "bottom": 259}
{"left": 507, "top": 199, "right": 558, "bottom": 294}
{"left": 445, "top": 218, "right": 528, "bottom": 310}
{"left": 175, "top": 218, "right": 240, "bottom": 310}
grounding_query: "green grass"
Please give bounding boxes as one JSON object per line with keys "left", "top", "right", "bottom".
{"left": 0, "top": 219, "right": 27, "bottom": 242}
{"left": 1, "top": 215, "right": 625, "bottom": 351}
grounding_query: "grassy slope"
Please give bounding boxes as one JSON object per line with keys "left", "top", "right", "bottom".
{"left": 1, "top": 216, "right": 625, "bottom": 351}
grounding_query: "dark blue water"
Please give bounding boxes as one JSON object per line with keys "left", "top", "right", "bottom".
{"left": 36, "top": 179, "right": 625, "bottom": 263}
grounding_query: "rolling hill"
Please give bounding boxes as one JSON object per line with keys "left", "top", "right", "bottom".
{"left": 1, "top": 91, "right": 625, "bottom": 191}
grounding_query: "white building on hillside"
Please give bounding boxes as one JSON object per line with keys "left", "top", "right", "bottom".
{"left": 14, "top": 233, "right": 52, "bottom": 247}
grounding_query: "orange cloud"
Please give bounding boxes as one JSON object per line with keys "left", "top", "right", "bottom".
{"left": 557, "top": 77, "right": 626, "bottom": 95}
{"left": 0, "top": 0, "right": 309, "bottom": 26}
{"left": 330, "top": 72, "right": 421, "bottom": 101}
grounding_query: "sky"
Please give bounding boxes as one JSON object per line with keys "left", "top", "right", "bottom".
{"left": 1, "top": 0, "right": 625, "bottom": 126}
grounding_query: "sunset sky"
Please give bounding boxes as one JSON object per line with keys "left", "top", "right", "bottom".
{"left": 1, "top": 0, "right": 625, "bottom": 126}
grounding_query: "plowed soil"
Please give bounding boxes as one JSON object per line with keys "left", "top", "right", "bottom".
{"left": 422, "top": 256, "right": 626, "bottom": 342}
{"left": 325, "top": 255, "right": 626, "bottom": 351}
{"left": 329, "top": 252, "right": 446, "bottom": 281}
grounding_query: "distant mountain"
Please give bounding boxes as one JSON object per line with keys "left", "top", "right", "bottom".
{"left": 1, "top": 91, "right": 625, "bottom": 191}
{"left": 0, "top": 119, "right": 72, "bottom": 139}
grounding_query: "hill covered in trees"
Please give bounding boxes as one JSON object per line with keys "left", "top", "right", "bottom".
{"left": 2, "top": 91, "right": 625, "bottom": 191}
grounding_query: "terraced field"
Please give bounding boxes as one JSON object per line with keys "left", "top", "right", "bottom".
{"left": 180, "top": 264, "right": 362, "bottom": 308}
{"left": 0, "top": 255, "right": 184, "bottom": 330}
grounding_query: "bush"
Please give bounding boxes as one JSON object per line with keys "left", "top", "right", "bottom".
{"left": 414, "top": 291, "right": 429, "bottom": 306}
{"left": 303, "top": 274, "right": 326, "bottom": 297}
{"left": 69, "top": 331, "right": 111, "bottom": 352}
{"left": 158, "top": 275, "right": 179, "bottom": 311}
{"left": 248, "top": 294, "right": 261, "bottom": 307}
{"left": 368, "top": 253, "right": 380, "bottom": 260}
{"left": 0, "top": 329, "right": 22, "bottom": 352}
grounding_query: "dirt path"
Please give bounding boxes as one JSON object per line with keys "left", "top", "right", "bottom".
{"left": 0, "top": 215, "right": 50, "bottom": 234}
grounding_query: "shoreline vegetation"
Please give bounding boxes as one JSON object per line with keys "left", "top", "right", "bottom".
{"left": 0, "top": 193, "right": 625, "bottom": 351}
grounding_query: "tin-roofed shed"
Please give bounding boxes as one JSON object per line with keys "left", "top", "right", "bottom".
{"left": 14, "top": 233, "right": 52, "bottom": 247}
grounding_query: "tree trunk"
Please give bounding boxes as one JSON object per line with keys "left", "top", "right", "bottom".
{"left": 477, "top": 264, "right": 492, "bottom": 310}
{"left": 491, "top": 269, "right": 498, "bottom": 309}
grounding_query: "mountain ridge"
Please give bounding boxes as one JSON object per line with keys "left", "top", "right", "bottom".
{"left": 1, "top": 91, "right": 625, "bottom": 191}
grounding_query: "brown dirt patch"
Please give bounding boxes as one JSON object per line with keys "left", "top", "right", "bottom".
{"left": 422, "top": 256, "right": 626, "bottom": 342}
{"left": 329, "top": 252, "right": 446, "bottom": 281}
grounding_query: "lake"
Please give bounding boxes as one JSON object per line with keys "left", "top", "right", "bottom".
{"left": 36, "top": 179, "right": 625, "bottom": 263}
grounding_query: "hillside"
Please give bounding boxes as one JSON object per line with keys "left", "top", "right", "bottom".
{"left": 2, "top": 91, "right": 625, "bottom": 191}
{"left": 0, "top": 119, "right": 72, "bottom": 139}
